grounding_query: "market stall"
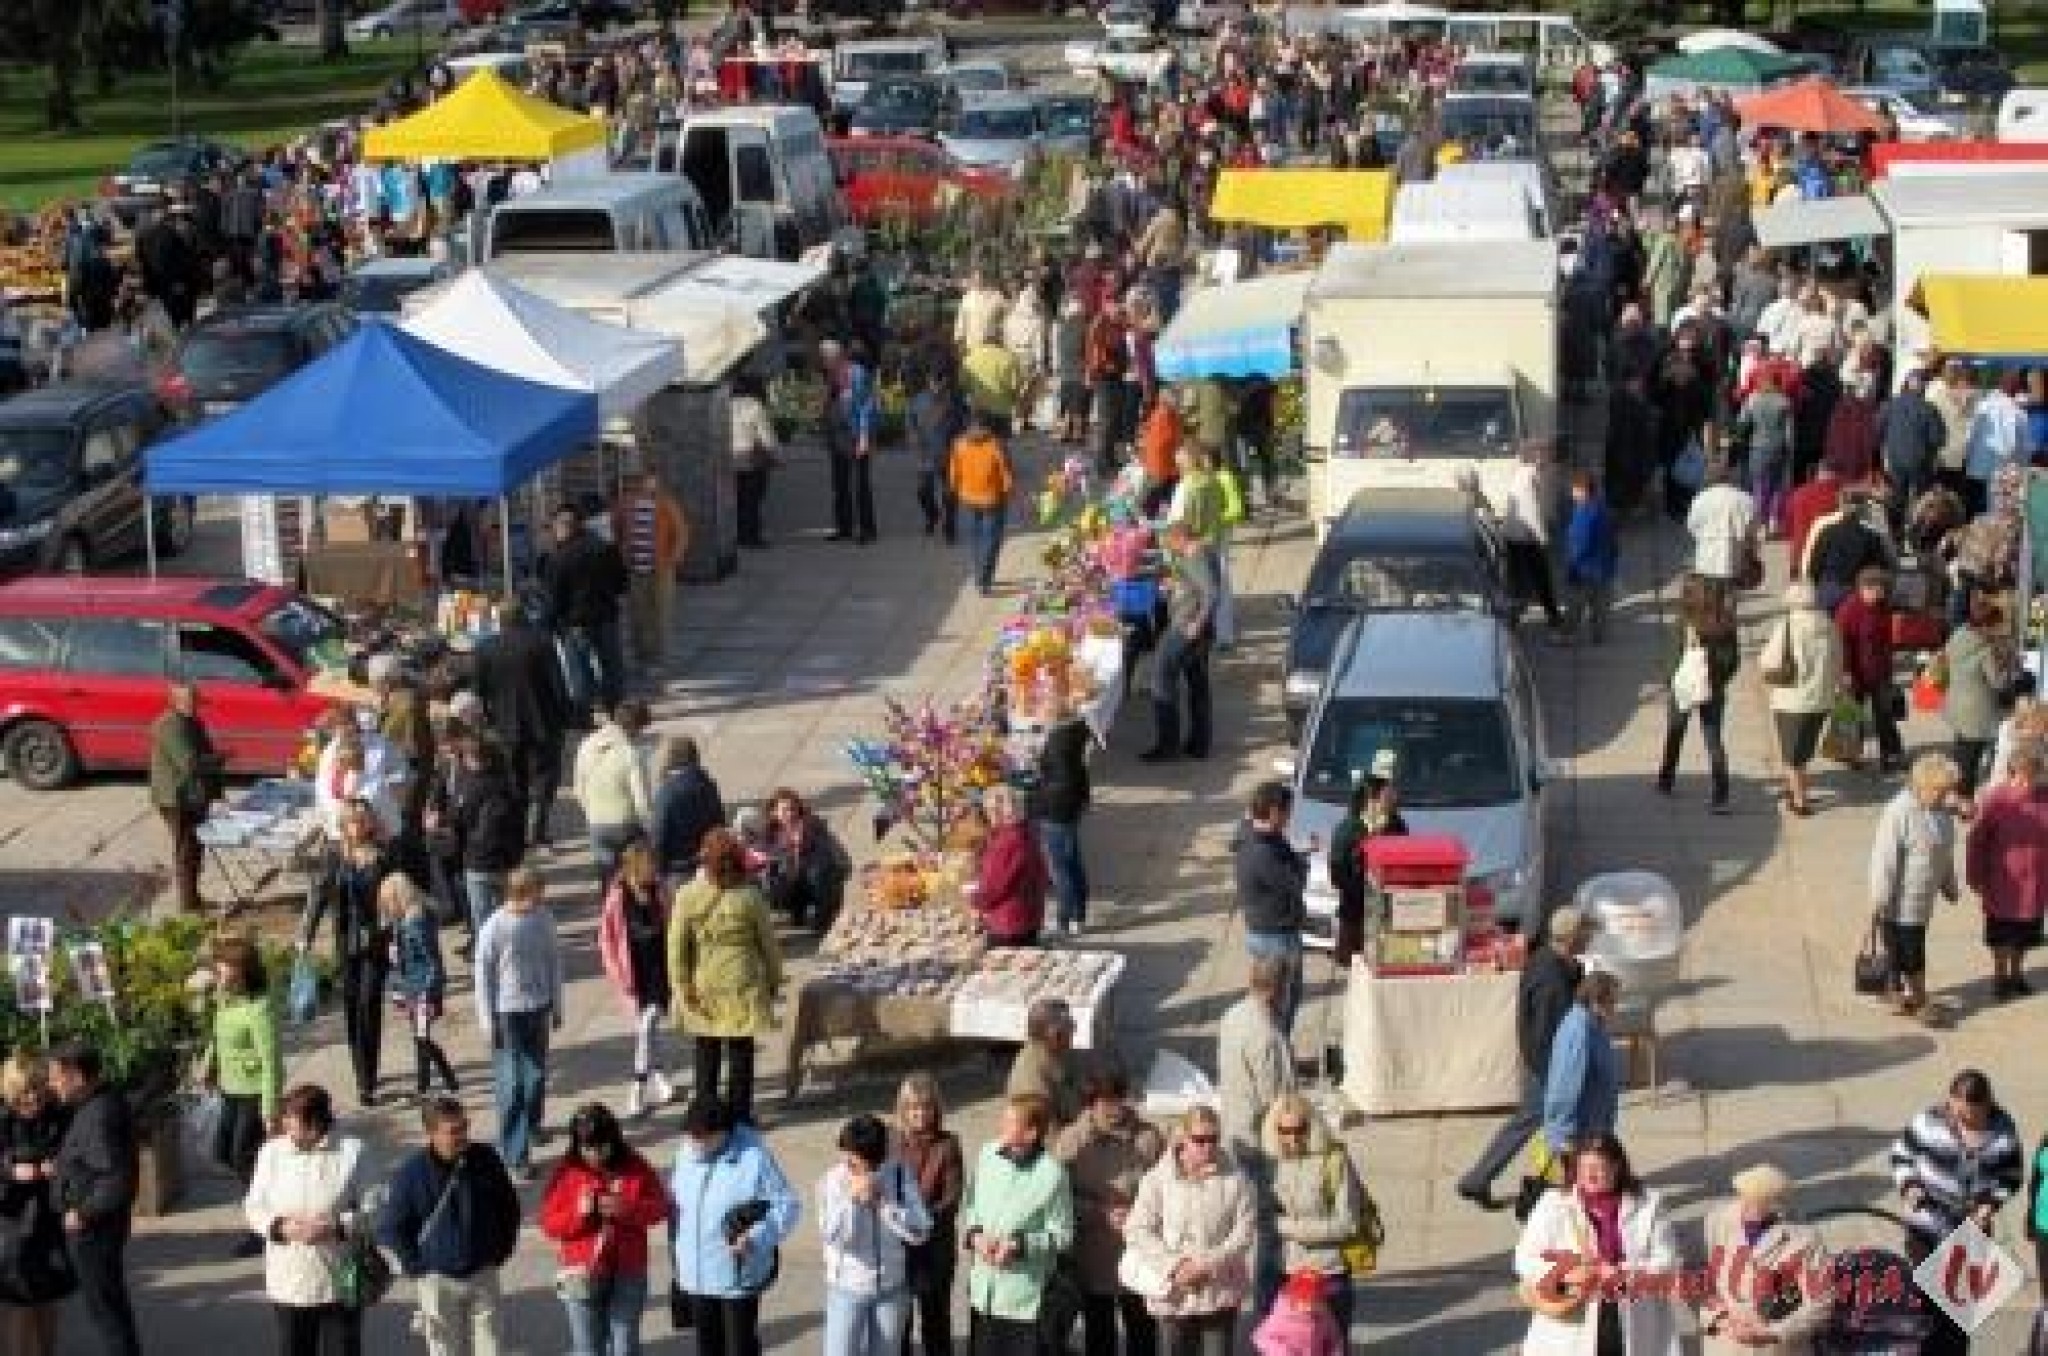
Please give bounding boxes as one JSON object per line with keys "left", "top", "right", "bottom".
{"left": 1209, "top": 170, "right": 1395, "bottom": 245}
{"left": 194, "top": 778, "right": 323, "bottom": 909}
{"left": 142, "top": 322, "right": 599, "bottom": 597}
{"left": 361, "top": 69, "right": 609, "bottom": 180}
{"left": 1339, "top": 836, "right": 1527, "bottom": 1115}
{"left": 1156, "top": 271, "right": 1312, "bottom": 383}
{"left": 1643, "top": 48, "right": 1803, "bottom": 101}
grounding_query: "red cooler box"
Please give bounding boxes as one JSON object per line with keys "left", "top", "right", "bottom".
{"left": 1364, "top": 835, "right": 1469, "bottom": 975}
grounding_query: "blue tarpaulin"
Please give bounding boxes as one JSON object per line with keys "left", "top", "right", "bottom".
{"left": 1155, "top": 272, "right": 1312, "bottom": 382}
{"left": 145, "top": 322, "right": 600, "bottom": 498}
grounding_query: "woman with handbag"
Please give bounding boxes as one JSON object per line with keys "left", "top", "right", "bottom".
{"left": 670, "top": 1096, "right": 800, "bottom": 1356}
{"left": 1656, "top": 573, "right": 1741, "bottom": 814}
{"left": 1260, "top": 1093, "right": 1369, "bottom": 1341}
{"left": 1867, "top": 753, "right": 1964, "bottom": 1021}
{"left": 538, "top": 1103, "right": 673, "bottom": 1356}
{"left": 1761, "top": 582, "right": 1844, "bottom": 818}
{"left": 894, "top": 1074, "right": 965, "bottom": 1356}
{"left": 1121, "top": 1105, "right": 1257, "bottom": 1356}
{"left": 818, "top": 1114, "right": 934, "bottom": 1356}
{"left": 241, "top": 1084, "right": 370, "bottom": 1356}
{"left": 1513, "top": 1134, "right": 1682, "bottom": 1356}
{"left": 0, "top": 1053, "right": 75, "bottom": 1356}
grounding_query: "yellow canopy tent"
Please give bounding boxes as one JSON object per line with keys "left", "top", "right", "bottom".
{"left": 362, "top": 70, "right": 607, "bottom": 162}
{"left": 1208, "top": 169, "right": 1394, "bottom": 243}
{"left": 1911, "top": 275, "right": 2048, "bottom": 360}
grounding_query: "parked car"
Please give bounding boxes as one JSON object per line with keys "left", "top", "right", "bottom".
{"left": 157, "top": 304, "right": 357, "bottom": 421}
{"left": 103, "top": 137, "right": 247, "bottom": 204}
{"left": 0, "top": 384, "right": 195, "bottom": 578}
{"left": 1438, "top": 93, "right": 1540, "bottom": 160}
{"left": 1449, "top": 51, "right": 1535, "bottom": 99}
{"left": 0, "top": 578, "right": 343, "bottom": 790}
{"left": 1284, "top": 610, "right": 1555, "bottom": 942}
{"left": 1171, "top": 0, "right": 1246, "bottom": 32}
{"left": 939, "top": 93, "right": 1044, "bottom": 178}
{"left": 341, "top": 258, "right": 453, "bottom": 315}
{"left": 1843, "top": 34, "right": 2013, "bottom": 107}
{"left": 944, "top": 58, "right": 1025, "bottom": 95}
{"left": 1039, "top": 92, "right": 1098, "bottom": 158}
{"left": 1100, "top": 2, "right": 1151, "bottom": 38}
{"left": 348, "top": 0, "right": 465, "bottom": 40}
{"left": 508, "top": 0, "right": 639, "bottom": 28}
{"left": 827, "top": 135, "right": 1012, "bottom": 225}
{"left": 1281, "top": 486, "right": 1510, "bottom": 740}
{"left": 1842, "top": 85, "right": 1969, "bottom": 141}
{"left": 848, "top": 74, "right": 958, "bottom": 139}
{"left": 831, "top": 36, "right": 951, "bottom": 110}
{"left": 1064, "top": 32, "right": 1173, "bottom": 85}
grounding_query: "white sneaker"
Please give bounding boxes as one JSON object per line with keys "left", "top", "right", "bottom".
{"left": 648, "top": 1070, "right": 675, "bottom": 1107}
{"left": 626, "top": 1080, "right": 647, "bottom": 1119}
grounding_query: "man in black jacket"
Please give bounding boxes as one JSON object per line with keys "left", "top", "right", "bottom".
{"left": 650, "top": 735, "right": 726, "bottom": 879}
{"left": 49, "top": 1044, "right": 140, "bottom": 1356}
{"left": 473, "top": 600, "right": 571, "bottom": 850}
{"left": 541, "top": 506, "right": 630, "bottom": 721}
{"left": 1455, "top": 907, "right": 1593, "bottom": 1210}
{"left": 377, "top": 1097, "right": 522, "bottom": 1354}
{"left": 1234, "top": 781, "right": 1309, "bottom": 1037}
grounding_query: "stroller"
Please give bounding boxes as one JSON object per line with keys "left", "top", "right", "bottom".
{"left": 1805, "top": 1206, "right": 1938, "bottom": 1355}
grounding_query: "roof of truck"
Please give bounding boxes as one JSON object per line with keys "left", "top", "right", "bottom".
{"left": 1309, "top": 239, "right": 1557, "bottom": 301}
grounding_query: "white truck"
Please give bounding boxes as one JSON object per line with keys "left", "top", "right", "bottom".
{"left": 1304, "top": 238, "right": 1559, "bottom": 533}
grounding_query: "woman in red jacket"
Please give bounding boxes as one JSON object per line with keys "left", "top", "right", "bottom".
{"left": 1834, "top": 566, "right": 1904, "bottom": 772}
{"left": 538, "top": 1103, "right": 675, "bottom": 1356}
{"left": 974, "top": 786, "right": 1049, "bottom": 947}
{"left": 1965, "top": 744, "right": 2048, "bottom": 1003}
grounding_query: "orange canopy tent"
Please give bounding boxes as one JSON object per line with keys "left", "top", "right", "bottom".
{"left": 1735, "top": 77, "right": 1885, "bottom": 136}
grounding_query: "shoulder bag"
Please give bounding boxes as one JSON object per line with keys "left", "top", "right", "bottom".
{"left": 1326, "top": 1149, "right": 1385, "bottom": 1279}
{"left": 332, "top": 1150, "right": 395, "bottom": 1310}
{"left": 1854, "top": 911, "right": 1894, "bottom": 997}
{"left": 1759, "top": 620, "right": 1796, "bottom": 688}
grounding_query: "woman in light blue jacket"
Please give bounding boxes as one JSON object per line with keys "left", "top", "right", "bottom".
{"left": 670, "top": 1097, "right": 800, "bottom": 1353}
{"left": 1542, "top": 970, "right": 1622, "bottom": 1158}
{"left": 819, "top": 1114, "right": 933, "bottom": 1356}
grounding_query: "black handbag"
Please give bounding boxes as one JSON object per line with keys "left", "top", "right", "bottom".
{"left": 668, "top": 1281, "right": 693, "bottom": 1331}
{"left": 1854, "top": 913, "right": 1894, "bottom": 996}
{"left": 1513, "top": 1174, "right": 1551, "bottom": 1224}
{"left": 1037, "top": 1258, "right": 1085, "bottom": 1349}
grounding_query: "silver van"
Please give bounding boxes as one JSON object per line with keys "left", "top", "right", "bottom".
{"left": 478, "top": 173, "right": 714, "bottom": 262}
{"left": 642, "top": 106, "right": 845, "bottom": 260}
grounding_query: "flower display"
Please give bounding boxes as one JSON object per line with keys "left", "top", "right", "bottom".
{"left": 844, "top": 695, "right": 1012, "bottom": 850}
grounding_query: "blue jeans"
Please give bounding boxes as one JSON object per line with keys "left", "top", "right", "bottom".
{"left": 589, "top": 823, "right": 638, "bottom": 893}
{"left": 822, "top": 1285, "right": 910, "bottom": 1356}
{"left": 964, "top": 506, "right": 1005, "bottom": 592}
{"left": 464, "top": 870, "right": 505, "bottom": 935}
{"left": 565, "top": 621, "right": 627, "bottom": 715}
{"left": 1244, "top": 930, "right": 1303, "bottom": 1038}
{"left": 562, "top": 1274, "right": 648, "bottom": 1356}
{"left": 492, "top": 1008, "right": 551, "bottom": 1170}
{"left": 1039, "top": 819, "right": 1089, "bottom": 927}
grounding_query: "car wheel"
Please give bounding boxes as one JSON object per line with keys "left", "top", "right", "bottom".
{"left": 158, "top": 499, "right": 196, "bottom": 559}
{"left": 4, "top": 721, "right": 80, "bottom": 792}
{"left": 56, "top": 536, "right": 89, "bottom": 575}
{"left": 373, "top": 22, "right": 393, "bottom": 37}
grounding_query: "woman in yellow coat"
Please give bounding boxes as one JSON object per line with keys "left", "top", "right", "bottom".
{"left": 670, "top": 826, "right": 783, "bottom": 1126}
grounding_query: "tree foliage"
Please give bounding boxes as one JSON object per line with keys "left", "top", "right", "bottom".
{"left": 0, "top": 0, "right": 267, "bottom": 129}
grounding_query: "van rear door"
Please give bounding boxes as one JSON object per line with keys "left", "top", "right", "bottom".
{"left": 680, "top": 125, "right": 734, "bottom": 241}
{"left": 731, "top": 129, "right": 790, "bottom": 258}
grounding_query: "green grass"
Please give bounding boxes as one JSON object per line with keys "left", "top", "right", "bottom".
{"left": 0, "top": 42, "right": 423, "bottom": 209}
{"left": 1711, "top": 0, "right": 2048, "bottom": 81}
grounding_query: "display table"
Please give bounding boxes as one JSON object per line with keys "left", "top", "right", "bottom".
{"left": 950, "top": 949, "right": 1123, "bottom": 1050}
{"left": 1340, "top": 961, "right": 1521, "bottom": 1115}
{"left": 195, "top": 779, "right": 324, "bottom": 908}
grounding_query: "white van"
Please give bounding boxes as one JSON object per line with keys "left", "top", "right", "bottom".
{"left": 1436, "top": 160, "right": 1555, "bottom": 237}
{"left": 478, "top": 173, "right": 714, "bottom": 262}
{"left": 831, "top": 35, "right": 950, "bottom": 110}
{"left": 1450, "top": 51, "right": 1536, "bottom": 99}
{"left": 1998, "top": 88, "right": 2048, "bottom": 142}
{"left": 643, "top": 106, "right": 845, "bottom": 261}
{"left": 1390, "top": 178, "right": 1543, "bottom": 243}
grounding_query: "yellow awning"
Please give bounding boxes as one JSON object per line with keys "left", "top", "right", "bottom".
{"left": 1209, "top": 169, "right": 1393, "bottom": 242}
{"left": 1912, "top": 274, "right": 2048, "bottom": 360}
{"left": 362, "top": 70, "right": 607, "bottom": 162}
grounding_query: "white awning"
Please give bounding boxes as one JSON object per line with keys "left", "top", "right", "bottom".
{"left": 1156, "top": 272, "right": 1312, "bottom": 381}
{"left": 1754, "top": 194, "right": 1885, "bottom": 249}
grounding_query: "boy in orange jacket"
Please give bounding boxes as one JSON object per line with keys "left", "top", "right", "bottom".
{"left": 948, "top": 415, "right": 1015, "bottom": 595}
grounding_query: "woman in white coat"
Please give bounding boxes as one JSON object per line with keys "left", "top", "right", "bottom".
{"left": 242, "top": 1083, "right": 370, "bottom": 1356}
{"left": 1513, "top": 1133, "right": 1684, "bottom": 1356}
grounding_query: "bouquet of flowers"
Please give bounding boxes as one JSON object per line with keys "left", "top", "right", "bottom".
{"left": 845, "top": 696, "right": 1012, "bottom": 849}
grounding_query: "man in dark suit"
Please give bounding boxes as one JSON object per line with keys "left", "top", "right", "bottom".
{"left": 472, "top": 600, "right": 571, "bottom": 850}
{"left": 50, "top": 1043, "right": 140, "bottom": 1356}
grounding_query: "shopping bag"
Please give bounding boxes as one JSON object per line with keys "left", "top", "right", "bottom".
{"left": 1822, "top": 696, "right": 1866, "bottom": 764}
{"left": 1912, "top": 669, "right": 1946, "bottom": 714}
{"left": 181, "top": 1089, "right": 223, "bottom": 1166}
{"left": 1854, "top": 914, "right": 1894, "bottom": 996}
{"left": 1670, "top": 640, "right": 1712, "bottom": 713}
{"left": 286, "top": 954, "right": 320, "bottom": 1026}
{"left": 1515, "top": 1139, "right": 1565, "bottom": 1223}
{"left": 1669, "top": 434, "right": 1707, "bottom": 492}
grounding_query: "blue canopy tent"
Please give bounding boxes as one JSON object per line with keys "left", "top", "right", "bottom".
{"left": 1155, "top": 272, "right": 1313, "bottom": 382}
{"left": 143, "top": 321, "right": 600, "bottom": 580}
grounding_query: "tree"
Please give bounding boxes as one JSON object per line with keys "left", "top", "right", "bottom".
{"left": 315, "top": 0, "right": 347, "bottom": 59}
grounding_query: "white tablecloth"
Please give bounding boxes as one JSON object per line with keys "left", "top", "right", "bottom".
{"left": 1341, "top": 962, "right": 1522, "bottom": 1115}
{"left": 949, "top": 951, "right": 1125, "bottom": 1050}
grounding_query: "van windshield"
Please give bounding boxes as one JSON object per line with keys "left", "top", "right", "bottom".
{"left": 842, "top": 49, "right": 932, "bottom": 78}
{"left": 1440, "top": 104, "right": 1536, "bottom": 157}
{"left": 488, "top": 208, "right": 618, "bottom": 254}
{"left": 1453, "top": 65, "right": 1529, "bottom": 95}
{"left": 258, "top": 596, "right": 346, "bottom": 672}
{"left": 0, "top": 430, "right": 74, "bottom": 501}
{"left": 1333, "top": 388, "right": 1517, "bottom": 460}
{"left": 1304, "top": 697, "right": 1519, "bottom": 808}
{"left": 956, "top": 107, "right": 1037, "bottom": 138}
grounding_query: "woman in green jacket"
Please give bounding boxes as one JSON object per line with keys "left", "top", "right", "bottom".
{"left": 202, "top": 933, "right": 282, "bottom": 1258}
{"left": 961, "top": 1093, "right": 1076, "bottom": 1355}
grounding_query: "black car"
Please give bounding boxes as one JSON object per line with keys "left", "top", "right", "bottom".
{"left": 849, "top": 75, "right": 957, "bottom": 139}
{"left": 1281, "top": 486, "right": 1510, "bottom": 739}
{"left": 107, "top": 137, "right": 247, "bottom": 201}
{"left": 511, "top": 0, "right": 638, "bottom": 28}
{"left": 0, "top": 385, "right": 195, "bottom": 576}
{"left": 158, "top": 304, "right": 357, "bottom": 421}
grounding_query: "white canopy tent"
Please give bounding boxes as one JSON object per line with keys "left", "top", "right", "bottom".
{"left": 401, "top": 271, "right": 683, "bottom": 416}
{"left": 1677, "top": 28, "right": 1783, "bottom": 56}
{"left": 1753, "top": 194, "right": 1885, "bottom": 250}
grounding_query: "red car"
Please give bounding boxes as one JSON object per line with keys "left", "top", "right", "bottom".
{"left": 0, "top": 577, "right": 342, "bottom": 789}
{"left": 828, "top": 136, "right": 1014, "bottom": 227}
